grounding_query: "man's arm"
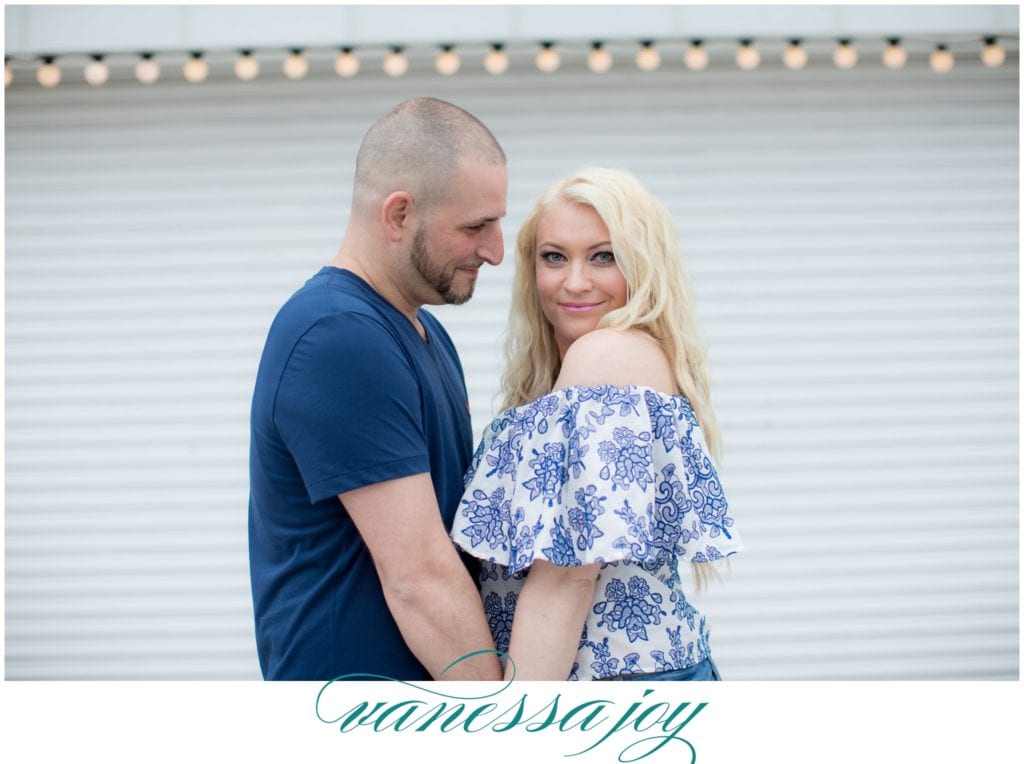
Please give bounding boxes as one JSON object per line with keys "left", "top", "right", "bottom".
{"left": 341, "top": 473, "right": 502, "bottom": 681}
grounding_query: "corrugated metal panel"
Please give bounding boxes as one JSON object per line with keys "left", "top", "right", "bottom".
{"left": 5, "top": 49, "right": 1017, "bottom": 679}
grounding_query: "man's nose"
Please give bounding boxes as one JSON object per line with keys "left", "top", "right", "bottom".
{"left": 477, "top": 226, "right": 504, "bottom": 266}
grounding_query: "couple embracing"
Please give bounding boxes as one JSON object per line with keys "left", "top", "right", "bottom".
{"left": 248, "top": 98, "right": 741, "bottom": 682}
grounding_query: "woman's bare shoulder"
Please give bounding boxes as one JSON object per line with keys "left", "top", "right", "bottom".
{"left": 554, "top": 329, "right": 676, "bottom": 393}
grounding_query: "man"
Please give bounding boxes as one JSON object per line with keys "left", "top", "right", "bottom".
{"left": 248, "top": 98, "right": 506, "bottom": 681}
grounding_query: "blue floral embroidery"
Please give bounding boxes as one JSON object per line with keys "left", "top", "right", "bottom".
{"left": 523, "top": 443, "right": 568, "bottom": 506}
{"left": 484, "top": 429, "right": 522, "bottom": 479}
{"left": 610, "top": 500, "right": 654, "bottom": 565}
{"left": 567, "top": 485, "right": 607, "bottom": 551}
{"left": 587, "top": 636, "right": 620, "bottom": 678}
{"left": 557, "top": 401, "right": 580, "bottom": 438}
{"left": 508, "top": 510, "right": 545, "bottom": 573}
{"left": 598, "top": 426, "right": 654, "bottom": 491}
{"left": 620, "top": 652, "right": 642, "bottom": 675}
{"left": 670, "top": 588, "right": 699, "bottom": 628}
{"left": 644, "top": 389, "right": 681, "bottom": 452}
{"left": 458, "top": 487, "right": 512, "bottom": 551}
{"left": 675, "top": 396, "right": 699, "bottom": 429}
{"left": 542, "top": 516, "right": 581, "bottom": 567}
{"left": 651, "top": 626, "right": 697, "bottom": 671}
{"left": 483, "top": 590, "right": 518, "bottom": 654}
{"left": 592, "top": 575, "right": 666, "bottom": 643}
{"left": 478, "top": 563, "right": 499, "bottom": 583}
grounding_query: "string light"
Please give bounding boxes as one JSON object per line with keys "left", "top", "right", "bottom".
{"left": 183, "top": 52, "right": 209, "bottom": 83}
{"left": 383, "top": 47, "right": 408, "bottom": 77}
{"left": 684, "top": 40, "right": 710, "bottom": 71}
{"left": 435, "top": 45, "right": 460, "bottom": 76}
{"left": 783, "top": 39, "right": 808, "bottom": 70}
{"left": 37, "top": 56, "right": 61, "bottom": 88}
{"left": 283, "top": 49, "right": 309, "bottom": 80}
{"left": 587, "top": 42, "right": 612, "bottom": 74}
{"left": 8, "top": 35, "right": 1015, "bottom": 90}
{"left": 882, "top": 38, "right": 908, "bottom": 69}
{"left": 83, "top": 54, "right": 109, "bottom": 86}
{"left": 930, "top": 44, "right": 954, "bottom": 73}
{"left": 335, "top": 48, "right": 360, "bottom": 78}
{"left": 484, "top": 43, "right": 509, "bottom": 75}
{"left": 833, "top": 39, "right": 858, "bottom": 69}
{"left": 636, "top": 40, "right": 661, "bottom": 72}
{"left": 981, "top": 37, "right": 1006, "bottom": 68}
{"left": 535, "top": 42, "right": 560, "bottom": 73}
{"left": 135, "top": 52, "right": 160, "bottom": 84}
{"left": 235, "top": 50, "right": 259, "bottom": 81}
{"left": 736, "top": 40, "right": 761, "bottom": 71}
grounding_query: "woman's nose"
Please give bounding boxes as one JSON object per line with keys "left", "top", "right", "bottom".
{"left": 563, "top": 262, "right": 592, "bottom": 293}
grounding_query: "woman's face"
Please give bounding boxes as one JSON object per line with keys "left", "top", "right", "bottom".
{"left": 533, "top": 201, "right": 629, "bottom": 358}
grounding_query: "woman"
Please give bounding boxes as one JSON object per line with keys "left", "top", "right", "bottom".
{"left": 451, "top": 168, "right": 741, "bottom": 680}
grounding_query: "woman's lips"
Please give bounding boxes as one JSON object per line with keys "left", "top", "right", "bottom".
{"left": 560, "top": 302, "right": 603, "bottom": 313}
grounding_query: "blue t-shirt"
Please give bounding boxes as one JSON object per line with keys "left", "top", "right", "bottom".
{"left": 248, "top": 267, "right": 473, "bottom": 680}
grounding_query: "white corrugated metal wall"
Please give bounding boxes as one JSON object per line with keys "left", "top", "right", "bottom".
{"left": 4, "top": 40, "right": 1018, "bottom": 679}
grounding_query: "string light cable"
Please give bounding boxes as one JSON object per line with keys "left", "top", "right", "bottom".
{"left": 2, "top": 34, "right": 1014, "bottom": 87}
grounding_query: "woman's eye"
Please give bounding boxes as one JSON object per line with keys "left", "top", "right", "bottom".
{"left": 540, "top": 251, "right": 566, "bottom": 263}
{"left": 592, "top": 251, "right": 615, "bottom": 263}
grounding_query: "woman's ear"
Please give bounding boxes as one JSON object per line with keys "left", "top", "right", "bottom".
{"left": 380, "top": 190, "right": 414, "bottom": 242}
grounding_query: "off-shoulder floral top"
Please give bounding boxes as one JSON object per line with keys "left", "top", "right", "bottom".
{"left": 450, "top": 384, "right": 742, "bottom": 680}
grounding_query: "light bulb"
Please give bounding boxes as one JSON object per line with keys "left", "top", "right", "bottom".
{"left": 783, "top": 41, "right": 808, "bottom": 70}
{"left": 882, "top": 39, "right": 907, "bottom": 70}
{"left": 636, "top": 42, "right": 661, "bottom": 72}
{"left": 930, "top": 45, "right": 954, "bottom": 74}
{"left": 833, "top": 40, "right": 858, "bottom": 70}
{"left": 84, "top": 56, "right": 109, "bottom": 86}
{"left": 436, "top": 47, "right": 460, "bottom": 76}
{"left": 587, "top": 43, "right": 612, "bottom": 74}
{"left": 484, "top": 45, "right": 509, "bottom": 75}
{"left": 736, "top": 41, "right": 760, "bottom": 71}
{"left": 235, "top": 51, "right": 260, "bottom": 81}
{"left": 183, "top": 53, "right": 208, "bottom": 83}
{"left": 283, "top": 50, "right": 309, "bottom": 80}
{"left": 335, "top": 49, "right": 360, "bottom": 78}
{"left": 981, "top": 38, "right": 1005, "bottom": 68}
{"left": 535, "top": 43, "right": 560, "bottom": 73}
{"left": 383, "top": 48, "right": 408, "bottom": 77}
{"left": 684, "top": 41, "right": 709, "bottom": 71}
{"left": 37, "top": 59, "right": 61, "bottom": 88}
{"left": 135, "top": 54, "right": 160, "bottom": 84}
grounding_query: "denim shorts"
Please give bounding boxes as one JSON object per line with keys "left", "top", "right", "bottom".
{"left": 598, "top": 657, "right": 721, "bottom": 681}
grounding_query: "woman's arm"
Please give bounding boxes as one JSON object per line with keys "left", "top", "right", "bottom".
{"left": 504, "top": 560, "right": 600, "bottom": 680}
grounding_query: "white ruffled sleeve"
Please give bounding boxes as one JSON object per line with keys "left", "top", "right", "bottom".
{"left": 451, "top": 385, "right": 742, "bottom": 575}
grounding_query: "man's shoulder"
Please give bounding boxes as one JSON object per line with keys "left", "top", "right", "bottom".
{"left": 273, "top": 269, "right": 394, "bottom": 339}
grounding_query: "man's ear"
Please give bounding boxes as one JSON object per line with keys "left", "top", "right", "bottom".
{"left": 380, "top": 191, "right": 414, "bottom": 243}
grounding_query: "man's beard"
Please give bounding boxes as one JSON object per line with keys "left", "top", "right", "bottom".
{"left": 410, "top": 225, "right": 475, "bottom": 305}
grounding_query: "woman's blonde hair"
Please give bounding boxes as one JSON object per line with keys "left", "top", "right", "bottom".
{"left": 501, "top": 167, "right": 722, "bottom": 460}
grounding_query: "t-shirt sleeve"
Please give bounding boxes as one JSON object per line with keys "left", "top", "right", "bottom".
{"left": 273, "top": 312, "right": 429, "bottom": 503}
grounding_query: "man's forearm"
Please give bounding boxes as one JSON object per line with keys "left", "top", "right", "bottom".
{"left": 381, "top": 559, "right": 502, "bottom": 680}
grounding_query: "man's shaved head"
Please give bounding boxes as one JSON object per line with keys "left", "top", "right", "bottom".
{"left": 353, "top": 97, "right": 506, "bottom": 213}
